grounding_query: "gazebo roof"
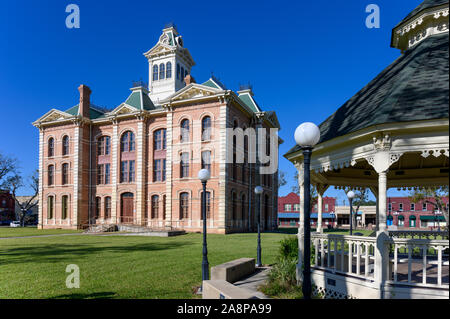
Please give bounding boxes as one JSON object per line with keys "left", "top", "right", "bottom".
{"left": 395, "top": 0, "right": 449, "bottom": 28}
{"left": 285, "top": 32, "right": 449, "bottom": 158}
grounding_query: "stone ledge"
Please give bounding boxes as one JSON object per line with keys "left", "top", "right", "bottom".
{"left": 211, "top": 258, "right": 255, "bottom": 283}
{"left": 202, "top": 280, "right": 259, "bottom": 299}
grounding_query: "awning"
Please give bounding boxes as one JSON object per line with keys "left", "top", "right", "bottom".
{"left": 420, "top": 215, "right": 445, "bottom": 221}
{"left": 278, "top": 213, "right": 299, "bottom": 219}
{"left": 398, "top": 215, "right": 404, "bottom": 220}
{"left": 311, "top": 213, "right": 335, "bottom": 219}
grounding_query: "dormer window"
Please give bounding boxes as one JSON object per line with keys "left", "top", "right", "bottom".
{"left": 153, "top": 65, "right": 158, "bottom": 81}
{"left": 166, "top": 62, "right": 172, "bottom": 79}
{"left": 159, "top": 63, "right": 165, "bottom": 80}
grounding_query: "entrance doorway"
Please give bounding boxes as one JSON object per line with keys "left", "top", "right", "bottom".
{"left": 121, "top": 192, "right": 134, "bottom": 223}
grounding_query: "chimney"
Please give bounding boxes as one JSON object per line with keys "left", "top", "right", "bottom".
{"left": 184, "top": 74, "right": 196, "bottom": 85}
{"left": 78, "top": 84, "right": 92, "bottom": 118}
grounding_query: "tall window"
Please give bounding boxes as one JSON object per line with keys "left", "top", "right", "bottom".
{"left": 47, "top": 196, "right": 54, "bottom": 219}
{"left": 97, "top": 163, "right": 110, "bottom": 184}
{"left": 95, "top": 197, "right": 101, "bottom": 219}
{"left": 152, "top": 195, "right": 159, "bottom": 219}
{"left": 62, "top": 195, "right": 68, "bottom": 219}
{"left": 201, "top": 151, "right": 211, "bottom": 172}
{"left": 166, "top": 62, "right": 172, "bottom": 78}
{"left": 177, "top": 63, "right": 180, "bottom": 79}
{"left": 104, "top": 197, "right": 111, "bottom": 219}
{"left": 232, "top": 192, "right": 237, "bottom": 220}
{"left": 162, "top": 195, "right": 166, "bottom": 220}
{"left": 48, "top": 165, "right": 54, "bottom": 186}
{"left": 422, "top": 203, "right": 427, "bottom": 211}
{"left": 121, "top": 131, "right": 135, "bottom": 152}
{"left": 399, "top": 203, "right": 403, "bottom": 212}
{"left": 284, "top": 204, "right": 292, "bottom": 211}
{"left": 154, "top": 129, "right": 166, "bottom": 150}
{"left": 241, "top": 194, "right": 246, "bottom": 223}
{"left": 153, "top": 159, "right": 166, "bottom": 182}
{"left": 180, "top": 66, "right": 185, "bottom": 81}
{"left": 153, "top": 65, "right": 158, "bottom": 81}
{"left": 48, "top": 138, "right": 54, "bottom": 157}
{"left": 388, "top": 203, "right": 392, "bottom": 212}
{"left": 180, "top": 152, "right": 189, "bottom": 178}
{"left": 120, "top": 160, "right": 135, "bottom": 183}
{"left": 180, "top": 192, "right": 189, "bottom": 219}
{"left": 98, "top": 136, "right": 110, "bottom": 155}
{"left": 325, "top": 204, "right": 329, "bottom": 212}
{"left": 410, "top": 203, "right": 415, "bottom": 211}
{"left": 62, "top": 136, "right": 69, "bottom": 155}
{"left": 180, "top": 119, "right": 189, "bottom": 142}
{"left": 62, "top": 163, "right": 69, "bottom": 185}
{"left": 202, "top": 116, "right": 211, "bottom": 141}
{"left": 159, "top": 63, "right": 165, "bottom": 80}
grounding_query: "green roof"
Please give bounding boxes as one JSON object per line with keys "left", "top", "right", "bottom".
{"left": 285, "top": 32, "right": 449, "bottom": 158}
{"left": 124, "top": 88, "right": 157, "bottom": 111}
{"left": 238, "top": 93, "right": 261, "bottom": 113}
{"left": 420, "top": 215, "right": 445, "bottom": 221}
{"left": 201, "top": 76, "right": 227, "bottom": 90}
{"left": 64, "top": 104, "right": 106, "bottom": 119}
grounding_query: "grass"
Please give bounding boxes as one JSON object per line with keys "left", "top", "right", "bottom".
{"left": 0, "top": 231, "right": 293, "bottom": 299}
{"left": 0, "top": 226, "right": 83, "bottom": 238}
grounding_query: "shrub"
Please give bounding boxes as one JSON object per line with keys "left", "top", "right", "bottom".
{"left": 278, "top": 236, "right": 298, "bottom": 260}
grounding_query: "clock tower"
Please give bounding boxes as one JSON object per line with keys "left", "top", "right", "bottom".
{"left": 143, "top": 24, "right": 196, "bottom": 104}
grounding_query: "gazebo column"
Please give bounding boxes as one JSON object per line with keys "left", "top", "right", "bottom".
{"left": 378, "top": 171, "right": 388, "bottom": 232}
{"left": 316, "top": 184, "right": 329, "bottom": 233}
{"left": 295, "top": 162, "right": 305, "bottom": 283}
{"left": 370, "top": 186, "right": 379, "bottom": 231}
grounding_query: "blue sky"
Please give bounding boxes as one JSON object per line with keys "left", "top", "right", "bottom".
{"left": 0, "top": 0, "right": 424, "bottom": 201}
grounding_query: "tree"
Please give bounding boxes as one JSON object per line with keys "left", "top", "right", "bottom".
{"left": 409, "top": 186, "right": 449, "bottom": 231}
{"left": 0, "top": 151, "right": 18, "bottom": 184}
{"left": 278, "top": 170, "right": 287, "bottom": 190}
{"left": 2, "top": 170, "right": 39, "bottom": 227}
{"left": 345, "top": 188, "right": 369, "bottom": 229}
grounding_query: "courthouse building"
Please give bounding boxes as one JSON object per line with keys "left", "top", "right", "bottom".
{"left": 33, "top": 25, "right": 280, "bottom": 233}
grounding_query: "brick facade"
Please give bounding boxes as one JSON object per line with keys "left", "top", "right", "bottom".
{"left": 33, "top": 26, "right": 280, "bottom": 234}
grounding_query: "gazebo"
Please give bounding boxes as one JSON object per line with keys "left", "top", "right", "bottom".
{"left": 284, "top": 0, "right": 449, "bottom": 299}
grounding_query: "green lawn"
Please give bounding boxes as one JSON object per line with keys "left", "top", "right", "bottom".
{"left": 0, "top": 232, "right": 294, "bottom": 299}
{"left": 0, "top": 227, "right": 83, "bottom": 238}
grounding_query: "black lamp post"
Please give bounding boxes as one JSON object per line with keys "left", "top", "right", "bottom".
{"left": 198, "top": 169, "right": 210, "bottom": 289}
{"left": 254, "top": 186, "right": 263, "bottom": 267}
{"left": 294, "top": 122, "right": 321, "bottom": 300}
{"left": 347, "top": 191, "right": 355, "bottom": 235}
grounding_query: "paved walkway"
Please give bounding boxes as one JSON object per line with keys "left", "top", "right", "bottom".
{"left": 233, "top": 267, "right": 271, "bottom": 299}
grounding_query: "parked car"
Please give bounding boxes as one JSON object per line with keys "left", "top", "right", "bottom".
{"left": 10, "top": 221, "right": 21, "bottom": 228}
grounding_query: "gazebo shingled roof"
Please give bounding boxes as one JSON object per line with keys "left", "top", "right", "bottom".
{"left": 285, "top": 32, "right": 449, "bottom": 157}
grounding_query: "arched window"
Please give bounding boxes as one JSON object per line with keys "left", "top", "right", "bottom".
{"left": 121, "top": 131, "right": 135, "bottom": 152}
{"left": 159, "top": 63, "right": 165, "bottom": 80}
{"left": 62, "top": 163, "right": 69, "bottom": 185}
{"left": 201, "top": 151, "right": 211, "bottom": 172}
{"left": 47, "top": 195, "right": 54, "bottom": 219}
{"left": 409, "top": 215, "right": 416, "bottom": 228}
{"left": 104, "top": 197, "right": 111, "bottom": 219}
{"left": 166, "top": 62, "right": 172, "bottom": 78}
{"left": 180, "top": 66, "right": 185, "bottom": 81}
{"left": 202, "top": 116, "right": 211, "bottom": 141}
{"left": 180, "top": 119, "right": 189, "bottom": 142}
{"left": 61, "top": 195, "right": 68, "bottom": 220}
{"left": 154, "top": 129, "right": 166, "bottom": 150}
{"left": 152, "top": 195, "right": 159, "bottom": 219}
{"left": 48, "top": 165, "right": 54, "bottom": 186}
{"left": 62, "top": 136, "right": 69, "bottom": 155}
{"left": 48, "top": 138, "right": 54, "bottom": 157}
{"left": 153, "top": 65, "right": 158, "bottom": 81}
{"left": 180, "top": 192, "right": 189, "bottom": 219}
{"left": 177, "top": 63, "right": 180, "bottom": 79}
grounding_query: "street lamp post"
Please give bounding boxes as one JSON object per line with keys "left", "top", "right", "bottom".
{"left": 347, "top": 191, "right": 355, "bottom": 236}
{"left": 198, "top": 169, "right": 211, "bottom": 289}
{"left": 254, "top": 186, "right": 263, "bottom": 267}
{"left": 294, "top": 122, "right": 320, "bottom": 300}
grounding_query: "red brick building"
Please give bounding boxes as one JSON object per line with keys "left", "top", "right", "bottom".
{"left": 278, "top": 192, "right": 336, "bottom": 227}
{"left": 0, "top": 190, "right": 15, "bottom": 225}
{"left": 387, "top": 196, "right": 448, "bottom": 229}
{"left": 33, "top": 25, "right": 280, "bottom": 234}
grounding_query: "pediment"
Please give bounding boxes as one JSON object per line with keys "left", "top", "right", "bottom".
{"left": 144, "top": 43, "right": 174, "bottom": 58}
{"left": 111, "top": 103, "right": 137, "bottom": 115}
{"left": 169, "top": 84, "right": 220, "bottom": 102}
{"left": 37, "top": 109, "right": 73, "bottom": 123}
